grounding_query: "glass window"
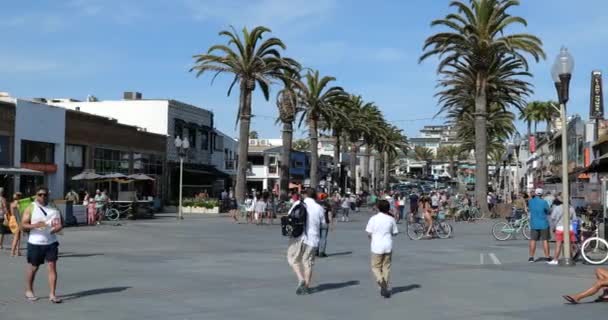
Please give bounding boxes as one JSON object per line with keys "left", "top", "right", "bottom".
{"left": 21, "top": 140, "right": 54, "bottom": 163}
{"left": 0, "top": 135, "right": 9, "bottom": 166}
{"left": 94, "top": 148, "right": 129, "bottom": 174}
{"left": 66, "top": 145, "right": 84, "bottom": 168}
{"left": 201, "top": 131, "right": 209, "bottom": 150}
{"left": 174, "top": 121, "right": 183, "bottom": 138}
{"left": 249, "top": 155, "right": 264, "bottom": 166}
{"left": 188, "top": 128, "right": 196, "bottom": 149}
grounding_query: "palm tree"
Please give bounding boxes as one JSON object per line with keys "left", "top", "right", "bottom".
{"left": 436, "top": 145, "right": 464, "bottom": 178}
{"left": 523, "top": 101, "right": 558, "bottom": 134}
{"left": 276, "top": 68, "right": 303, "bottom": 200}
{"left": 377, "top": 125, "right": 408, "bottom": 190}
{"left": 191, "top": 26, "right": 296, "bottom": 203}
{"left": 414, "top": 146, "right": 434, "bottom": 162}
{"left": 249, "top": 131, "right": 259, "bottom": 139}
{"left": 421, "top": 0, "right": 544, "bottom": 214}
{"left": 293, "top": 139, "right": 310, "bottom": 151}
{"left": 298, "top": 70, "right": 347, "bottom": 188}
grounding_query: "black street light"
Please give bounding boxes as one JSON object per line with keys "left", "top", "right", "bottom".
{"left": 551, "top": 46, "right": 575, "bottom": 267}
{"left": 513, "top": 132, "right": 522, "bottom": 193}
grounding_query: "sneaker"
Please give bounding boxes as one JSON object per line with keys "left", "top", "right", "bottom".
{"left": 545, "top": 256, "right": 553, "bottom": 262}
{"left": 296, "top": 281, "right": 305, "bottom": 295}
{"left": 547, "top": 260, "right": 559, "bottom": 265}
{"left": 528, "top": 257, "right": 535, "bottom": 263}
{"left": 379, "top": 280, "right": 389, "bottom": 298}
{"left": 301, "top": 286, "right": 312, "bottom": 295}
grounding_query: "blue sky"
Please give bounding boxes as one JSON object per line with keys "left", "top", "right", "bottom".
{"left": 2, "top": 0, "right": 607, "bottom": 139}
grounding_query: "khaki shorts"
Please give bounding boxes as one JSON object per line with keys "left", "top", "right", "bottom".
{"left": 287, "top": 238, "right": 316, "bottom": 267}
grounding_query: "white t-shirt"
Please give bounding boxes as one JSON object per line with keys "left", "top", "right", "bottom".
{"left": 254, "top": 200, "right": 267, "bottom": 213}
{"left": 289, "top": 198, "right": 326, "bottom": 248}
{"left": 431, "top": 195, "right": 439, "bottom": 206}
{"left": 365, "top": 213, "right": 398, "bottom": 254}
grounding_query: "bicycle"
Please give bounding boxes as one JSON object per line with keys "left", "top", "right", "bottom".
{"left": 491, "top": 211, "right": 531, "bottom": 241}
{"left": 580, "top": 216, "right": 608, "bottom": 265}
{"left": 407, "top": 211, "right": 452, "bottom": 240}
{"left": 455, "top": 205, "right": 481, "bottom": 222}
{"left": 100, "top": 205, "right": 120, "bottom": 221}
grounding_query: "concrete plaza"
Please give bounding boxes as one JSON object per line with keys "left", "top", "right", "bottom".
{"left": 0, "top": 210, "right": 605, "bottom": 320}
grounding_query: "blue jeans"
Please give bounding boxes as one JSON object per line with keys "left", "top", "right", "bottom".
{"left": 318, "top": 227, "right": 329, "bottom": 254}
{"left": 398, "top": 206, "right": 405, "bottom": 221}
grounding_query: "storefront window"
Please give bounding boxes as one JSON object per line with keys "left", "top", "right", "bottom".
{"left": 201, "top": 131, "right": 209, "bottom": 150}
{"left": 21, "top": 140, "right": 54, "bottom": 163}
{"left": 66, "top": 145, "right": 84, "bottom": 168}
{"left": 94, "top": 148, "right": 129, "bottom": 174}
{"left": 133, "top": 153, "right": 163, "bottom": 175}
{"left": 0, "top": 136, "right": 9, "bottom": 166}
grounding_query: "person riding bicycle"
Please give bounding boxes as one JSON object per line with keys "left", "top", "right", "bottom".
{"left": 420, "top": 196, "right": 433, "bottom": 237}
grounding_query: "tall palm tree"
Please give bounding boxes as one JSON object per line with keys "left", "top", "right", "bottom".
{"left": 191, "top": 26, "right": 296, "bottom": 203}
{"left": 276, "top": 68, "right": 303, "bottom": 200}
{"left": 523, "top": 101, "right": 558, "bottom": 134}
{"left": 298, "top": 70, "right": 347, "bottom": 189}
{"left": 421, "top": 0, "right": 544, "bottom": 214}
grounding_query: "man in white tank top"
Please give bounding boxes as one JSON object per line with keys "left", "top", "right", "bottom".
{"left": 21, "top": 186, "right": 63, "bottom": 303}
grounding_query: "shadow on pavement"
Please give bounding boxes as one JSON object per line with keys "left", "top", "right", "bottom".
{"left": 313, "top": 281, "right": 360, "bottom": 293}
{"left": 326, "top": 251, "right": 353, "bottom": 257}
{"left": 61, "top": 286, "right": 131, "bottom": 301}
{"left": 59, "top": 252, "right": 104, "bottom": 258}
{"left": 391, "top": 284, "right": 421, "bottom": 295}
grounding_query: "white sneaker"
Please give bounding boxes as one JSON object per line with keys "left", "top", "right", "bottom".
{"left": 547, "top": 260, "right": 558, "bottom": 265}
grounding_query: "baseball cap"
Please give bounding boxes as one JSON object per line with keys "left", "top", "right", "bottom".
{"left": 535, "top": 188, "right": 543, "bottom": 196}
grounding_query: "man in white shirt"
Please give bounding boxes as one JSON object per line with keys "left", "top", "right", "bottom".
{"left": 366, "top": 199, "right": 398, "bottom": 298}
{"left": 431, "top": 192, "right": 440, "bottom": 210}
{"left": 286, "top": 188, "right": 326, "bottom": 295}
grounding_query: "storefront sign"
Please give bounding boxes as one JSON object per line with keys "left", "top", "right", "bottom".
{"left": 590, "top": 71, "right": 604, "bottom": 119}
{"left": 21, "top": 162, "right": 57, "bottom": 173}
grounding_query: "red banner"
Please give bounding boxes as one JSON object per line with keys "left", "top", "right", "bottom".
{"left": 528, "top": 135, "right": 536, "bottom": 153}
{"left": 21, "top": 162, "right": 57, "bottom": 173}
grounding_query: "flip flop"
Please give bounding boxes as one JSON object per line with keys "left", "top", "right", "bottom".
{"left": 563, "top": 295, "right": 578, "bottom": 304}
{"left": 49, "top": 297, "right": 63, "bottom": 304}
{"left": 25, "top": 293, "right": 38, "bottom": 302}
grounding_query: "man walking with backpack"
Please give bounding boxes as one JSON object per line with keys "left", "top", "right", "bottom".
{"left": 286, "top": 188, "right": 326, "bottom": 295}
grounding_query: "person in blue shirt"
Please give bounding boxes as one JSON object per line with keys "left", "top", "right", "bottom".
{"left": 528, "top": 188, "right": 552, "bottom": 262}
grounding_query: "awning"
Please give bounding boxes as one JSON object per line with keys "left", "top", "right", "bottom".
{"left": 0, "top": 167, "right": 44, "bottom": 176}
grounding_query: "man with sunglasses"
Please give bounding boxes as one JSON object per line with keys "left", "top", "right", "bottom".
{"left": 21, "top": 186, "right": 63, "bottom": 303}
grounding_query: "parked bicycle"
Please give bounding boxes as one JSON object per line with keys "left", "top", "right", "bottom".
{"left": 100, "top": 202, "right": 133, "bottom": 221}
{"left": 491, "top": 209, "right": 531, "bottom": 241}
{"left": 408, "top": 209, "right": 452, "bottom": 240}
{"left": 455, "top": 205, "right": 481, "bottom": 222}
{"left": 580, "top": 215, "right": 608, "bottom": 265}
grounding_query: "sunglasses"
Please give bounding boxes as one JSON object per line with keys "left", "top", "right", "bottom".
{"left": 37, "top": 193, "right": 48, "bottom": 197}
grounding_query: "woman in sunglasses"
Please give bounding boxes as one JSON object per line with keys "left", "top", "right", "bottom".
{"left": 21, "top": 186, "right": 63, "bottom": 303}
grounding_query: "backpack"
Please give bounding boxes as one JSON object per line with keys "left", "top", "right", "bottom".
{"left": 281, "top": 201, "right": 307, "bottom": 238}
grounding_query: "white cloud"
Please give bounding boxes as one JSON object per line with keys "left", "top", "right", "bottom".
{"left": 184, "top": 0, "right": 336, "bottom": 29}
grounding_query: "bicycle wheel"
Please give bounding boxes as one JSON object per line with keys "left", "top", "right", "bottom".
{"left": 521, "top": 222, "right": 531, "bottom": 240}
{"left": 407, "top": 222, "right": 425, "bottom": 240}
{"left": 106, "top": 208, "right": 120, "bottom": 221}
{"left": 436, "top": 222, "right": 452, "bottom": 239}
{"left": 581, "top": 237, "right": 608, "bottom": 265}
{"left": 491, "top": 222, "right": 513, "bottom": 241}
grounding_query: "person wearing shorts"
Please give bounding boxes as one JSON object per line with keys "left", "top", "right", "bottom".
{"left": 21, "top": 186, "right": 63, "bottom": 303}
{"left": 548, "top": 197, "right": 577, "bottom": 265}
{"left": 528, "top": 188, "right": 551, "bottom": 263}
{"left": 286, "top": 188, "right": 326, "bottom": 295}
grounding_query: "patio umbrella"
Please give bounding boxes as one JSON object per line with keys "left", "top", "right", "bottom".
{"left": 127, "top": 174, "right": 155, "bottom": 181}
{"left": 71, "top": 172, "right": 102, "bottom": 181}
{"left": 101, "top": 173, "right": 128, "bottom": 179}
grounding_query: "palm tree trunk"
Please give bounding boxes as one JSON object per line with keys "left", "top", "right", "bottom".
{"left": 235, "top": 82, "right": 253, "bottom": 204}
{"left": 349, "top": 142, "right": 357, "bottom": 193}
{"left": 280, "top": 121, "right": 293, "bottom": 201}
{"left": 474, "top": 76, "right": 489, "bottom": 216}
{"left": 383, "top": 151, "right": 389, "bottom": 191}
{"left": 333, "top": 129, "right": 341, "bottom": 192}
{"left": 309, "top": 118, "right": 319, "bottom": 189}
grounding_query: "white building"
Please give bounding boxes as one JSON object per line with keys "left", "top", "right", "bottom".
{"left": 1, "top": 98, "right": 66, "bottom": 198}
{"left": 211, "top": 129, "right": 238, "bottom": 177}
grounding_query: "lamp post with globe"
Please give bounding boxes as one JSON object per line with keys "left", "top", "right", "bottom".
{"left": 174, "top": 136, "right": 190, "bottom": 220}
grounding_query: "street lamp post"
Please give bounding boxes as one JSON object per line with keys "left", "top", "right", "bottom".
{"left": 552, "top": 46, "right": 575, "bottom": 266}
{"left": 513, "top": 133, "right": 522, "bottom": 194}
{"left": 174, "top": 136, "right": 190, "bottom": 220}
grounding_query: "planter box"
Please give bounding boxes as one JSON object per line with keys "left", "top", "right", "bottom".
{"left": 182, "top": 206, "right": 220, "bottom": 214}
